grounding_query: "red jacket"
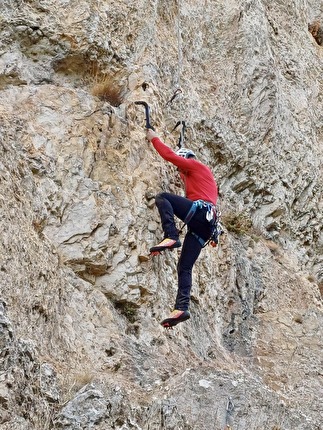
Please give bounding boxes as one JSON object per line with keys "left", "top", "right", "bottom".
{"left": 151, "top": 137, "right": 218, "bottom": 205}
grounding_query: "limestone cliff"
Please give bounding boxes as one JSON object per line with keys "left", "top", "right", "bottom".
{"left": 0, "top": 1, "right": 322, "bottom": 429}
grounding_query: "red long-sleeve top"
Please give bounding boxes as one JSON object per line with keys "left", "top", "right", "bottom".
{"left": 151, "top": 137, "right": 218, "bottom": 205}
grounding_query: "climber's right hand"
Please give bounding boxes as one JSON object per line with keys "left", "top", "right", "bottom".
{"left": 146, "top": 129, "right": 158, "bottom": 142}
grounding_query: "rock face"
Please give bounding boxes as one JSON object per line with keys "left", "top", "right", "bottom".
{"left": 0, "top": 1, "right": 322, "bottom": 429}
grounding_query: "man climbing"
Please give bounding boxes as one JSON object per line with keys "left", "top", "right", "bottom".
{"left": 146, "top": 129, "right": 218, "bottom": 328}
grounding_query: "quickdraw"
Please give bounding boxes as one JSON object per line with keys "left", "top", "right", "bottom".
{"left": 166, "top": 88, "right": 182, "bottom": 106}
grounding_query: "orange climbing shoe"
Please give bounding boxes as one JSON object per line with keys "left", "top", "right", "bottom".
{"left": 161, "top": 309, "right": 190, "bottom": 328}
{"left": 149, "top": 238, "right": 181, "bottom": 253}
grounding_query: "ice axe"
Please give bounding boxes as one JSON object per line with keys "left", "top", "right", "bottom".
{"left": 134, "top": 101, "right": 155, "bottom": 130}
{"left": 171, "top": 120, "right": 186, "bottom": 148}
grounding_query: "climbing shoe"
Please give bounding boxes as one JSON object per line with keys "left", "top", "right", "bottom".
{"left": 161, "top": 309, "right": 190, "bottom": 328}
{"left": 149, "top": 238, "right": 181, "bottom": 253}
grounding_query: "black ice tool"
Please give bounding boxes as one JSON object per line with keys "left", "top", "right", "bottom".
{"left": 172, "top": 120, "right": 186, "bottom": 148}
{"left": 134, "top": 101, "right": 155, "bottom": 130}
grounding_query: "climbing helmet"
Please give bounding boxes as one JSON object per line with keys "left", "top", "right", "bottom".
{"left": 175, "top": 147, "right": 196, "bottom": 159}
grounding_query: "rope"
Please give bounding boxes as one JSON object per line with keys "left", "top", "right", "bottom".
{"left": 176, "top": 0, "right": 182, "bottom": 91}
{"left": 165, "top": 1, "right": 183, "bottom": 108}
{"left": 175, "top": 0, "right": 185, "bottom": 145}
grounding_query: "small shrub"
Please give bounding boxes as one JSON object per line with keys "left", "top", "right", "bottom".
{"left": 222, "top": 211, "right": 253, "bottom": 235}
{"left": 115, "top": 301, "right": 138, "bottom": 323}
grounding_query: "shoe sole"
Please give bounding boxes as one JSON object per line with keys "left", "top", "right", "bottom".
{"left": 161, "top": 313, "right": 190, "bottom": 328}
{"left": 149, "top": 243, "right": 181, "bottom": 253}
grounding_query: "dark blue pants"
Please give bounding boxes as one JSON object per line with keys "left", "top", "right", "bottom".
{"left": 155, "top": 192, "right": 214, "bottom": 311}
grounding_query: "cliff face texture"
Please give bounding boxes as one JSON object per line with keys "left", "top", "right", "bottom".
{"left": 0, "top": 1, "right": 322, "bottom": 429}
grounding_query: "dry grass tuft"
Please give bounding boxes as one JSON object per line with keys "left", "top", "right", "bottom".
{"left": 73, "top": 372, "right": 94, "bottom": 390}
{"left": 91, "top": 73, "right": 126, "bottom": 106}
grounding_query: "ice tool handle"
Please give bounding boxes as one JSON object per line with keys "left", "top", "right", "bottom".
{"left": 135, "top": 101, "right": 155, "bottom": 130}
{"left": 172, "top": 120, "right": 186, "bottom": 148}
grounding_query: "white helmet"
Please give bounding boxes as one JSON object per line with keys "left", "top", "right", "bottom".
{"left": 175, "top": 147, "right": 196, "bottom": 159}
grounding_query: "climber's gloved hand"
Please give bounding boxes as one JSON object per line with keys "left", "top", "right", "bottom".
{"left": 146, "top": 129, "right": 158, "bottom": 142}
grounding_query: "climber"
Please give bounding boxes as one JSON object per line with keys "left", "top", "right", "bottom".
{"left": 146, "top": 129, "right": 218, "bottom": 328}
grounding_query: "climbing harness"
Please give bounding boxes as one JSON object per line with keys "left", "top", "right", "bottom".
{"left": 179, "top": 200, "right": 224, "bottom": 248}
